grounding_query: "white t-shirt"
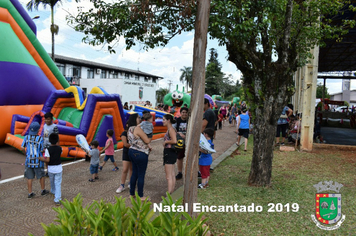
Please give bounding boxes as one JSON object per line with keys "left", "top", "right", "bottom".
{"left": 43, "top": 123, "right": 58, "bottom": 148}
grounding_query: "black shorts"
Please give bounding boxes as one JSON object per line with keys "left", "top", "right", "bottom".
{"left": 163, "top": 148, "right": 177, "bottom": 165}
{"left": 238, "top": 128, "right": 249, "bottom": 138}
{"left": 177, "top": 147, "right": 185, "bottom": 160}
{"left": 122, "top": 151, "right": 130, "bottom": 162}
{"left": 276, "top": 123, "right": 288, "bottom": 137}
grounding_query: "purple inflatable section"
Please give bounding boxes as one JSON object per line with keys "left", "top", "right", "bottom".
{"left": 10, "top": 0, "right": 37, "bottom": 35}
{"left": 95, "top": 115, "right": 117, "bottom": 147}
{"left": 80, "top": 94, "right": 125, "bottom": 133}
{"left": 0, "top": 62, "right": 55, "bottom": 105}
{"left": 10, "top": 115, "right": 30, "bottom": 134}
{"left": 42, "top": 90, "right": 73, "bottom": 113}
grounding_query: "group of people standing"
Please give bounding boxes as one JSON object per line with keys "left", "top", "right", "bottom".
{"left": 21, "top": 112, "right": 62, "bottom": 205}
{"left": 20, "top": 99, "right": 218, "bottom": 203}
{"left": 111, "top": 99, "right": 217, "bottom": 199}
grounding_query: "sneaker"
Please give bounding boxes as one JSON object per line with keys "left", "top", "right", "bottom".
{"left": 94, "top": 176, "right": 99, "bottom": 180}
{"left": 54, "top": 201, "right": 61, "bottom": 206}
{"left": 112, "top": 167, "right": 119, "bottom": 171}
{"left": 176, "top": 172, "right": 183, "bottom": 180}
{"left": 89, "top": 179, "right": 95, "bottom": 182}
{"left": 280, "top": 142, "right": 285, "bottom": 146}
{"left": 28, "top": 192, "right": 35, "bottom": 199}
{"left": 116, "top": 186, "right": 125, "bottom": 193}
{"left": 41, "top": 189, "right": 49, "bottom": 196}
{"left": 198, "top": 184, "right": 206, "bottom": 189}
{"left": 99, "top": 166, "right": 103, "bottom": 171}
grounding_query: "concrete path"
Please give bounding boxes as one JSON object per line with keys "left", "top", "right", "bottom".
{"left": 0, "top": 124, "right": 239, "bottom": 236}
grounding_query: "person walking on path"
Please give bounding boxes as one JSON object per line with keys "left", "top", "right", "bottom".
{"left": 99, "top": 129, "right": 119, "bottom": 171}
{"left": 39, "top": 133, "right": 62, "bottom": 205}
{"left": 21, "top": 122, "right": 49, "bottom": 198}
{"left": 127, "top": 114, "right": 152, "bottom": 200}
{"left": 116, "top": 122, "right": 133, "bottom": 193}
{"left": 219, "top": 104, "right": 228, "bottom": 126}
{"left": 86, "top": 140, "right": 100, "bottom": 182}
{"left": 162, "top": 114, "right": 177, "bottom": 194}
{"left": 236, "top": 108, "right": 250, "bottom": 151}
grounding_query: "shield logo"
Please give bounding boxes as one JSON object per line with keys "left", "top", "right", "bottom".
{"left": 139, "top": 87, "right": 143, "bottom": 99}
{"left": 315, "top": 193, "right": 342, "bottom": 225}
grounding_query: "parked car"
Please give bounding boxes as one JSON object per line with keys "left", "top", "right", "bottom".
{"left": 334, "top": 106, "right": 351, "bottom": 112}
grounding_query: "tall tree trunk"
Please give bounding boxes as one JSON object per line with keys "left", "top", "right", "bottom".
{"left": 183, "top": 0, "right": 210, "bottom": 217}
{"left": 248, "top": 106, "right": 276, "bottom": 186}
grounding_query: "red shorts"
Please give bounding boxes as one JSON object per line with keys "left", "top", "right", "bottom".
{"left": 199, "top": 165, "right": 210, "bottom": 179}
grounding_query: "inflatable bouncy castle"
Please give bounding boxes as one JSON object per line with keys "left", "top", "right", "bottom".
{"left": 1, "top": 0, "right": 166, "bottom": 159}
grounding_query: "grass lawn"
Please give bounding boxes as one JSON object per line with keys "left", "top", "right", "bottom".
{"left": 198, "top": 138, "right": 356, "bottom": 235}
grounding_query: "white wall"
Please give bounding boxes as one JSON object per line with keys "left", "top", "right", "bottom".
{"left": 58, "top": 62, "right": 160, "bottom": 108}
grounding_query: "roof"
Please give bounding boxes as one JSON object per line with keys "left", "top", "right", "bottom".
{"left": 318, "top": 2, "right": 356, "bottom": 72}
{"left": 50, "top": 54, "right": 164, "bottom": 79}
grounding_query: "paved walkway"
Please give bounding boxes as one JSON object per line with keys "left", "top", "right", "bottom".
{"left": 0, "top": 124, "right": 238, "bottom": 236}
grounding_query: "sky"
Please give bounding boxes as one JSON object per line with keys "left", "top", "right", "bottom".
{"left": 18, "top": 0, "right": 354, "bottom": 95}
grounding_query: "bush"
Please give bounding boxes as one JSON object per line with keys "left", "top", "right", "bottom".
{"left": 29, "top": 193, "right": 208, "bottom": 236}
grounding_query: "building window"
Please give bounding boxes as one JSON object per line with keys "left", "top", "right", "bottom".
{"left": 56, "top": 63, "right": 65, "bottom": 76}
{"left": 87, "top": 68, "right": 94, "bottom": 79}
{"left": 152, "top": 78, "right": 157, "bottom": 83}
{"left": 72, "top": 66, "right": 81, "bottom": 77}
{"left": 144, "top": 76, "right": 149, "bottom": 82}
{"left": 125, "top": 73, "right": 130, "bottom": 79}
{"left": 101, "top": 69, "right": 107, "bottom": 79}
{"left": 135, "top": 75, "right": 140, "bottom": 81}
{"left": 112, "top": 72, "right": 118, "bottom": 78}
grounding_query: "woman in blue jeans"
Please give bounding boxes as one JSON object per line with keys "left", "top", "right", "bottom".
{"left": 127, "top": 113, "right": 152, "bottom": 200}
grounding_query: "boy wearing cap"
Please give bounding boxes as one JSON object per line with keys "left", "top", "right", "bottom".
{"left": 21, "top": 122, "right": 49, "bottom": 199}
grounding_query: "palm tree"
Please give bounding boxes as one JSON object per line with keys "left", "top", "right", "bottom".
{"left": 156, "top": 88, "right": 170, "bottom": 104}
{"left": 27, "top": 0, "right": 62, "bottom": 61}
{"left": 179, "top": 66, "right": 192, "bottom": 91}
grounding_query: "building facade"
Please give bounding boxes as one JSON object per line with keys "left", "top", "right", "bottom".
{"left": 53, "top": 54, "right": 163, "bottom": 107}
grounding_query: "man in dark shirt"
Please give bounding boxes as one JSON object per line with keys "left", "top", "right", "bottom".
{"left": 202, "top": 98, "right": 217, "bottom": 140}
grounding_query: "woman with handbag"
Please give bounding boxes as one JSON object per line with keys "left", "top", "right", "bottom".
{"left": 127, "top": 113, "right": 152, "bottom": 200}
{"left": 162, "top": 114, "right": 177, "bottom": 194}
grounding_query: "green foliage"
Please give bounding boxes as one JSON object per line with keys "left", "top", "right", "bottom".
{"left": 156, "top": 87, "right": 170, "bottom": 104}
{"left": 179, "top": 66, "right": 193, "bottom": 90}
{"left": 31, "top": 193, "right": 208, "bottom": 236}
{"left": 316, "top": 82, "right": 331, "bottom": 99}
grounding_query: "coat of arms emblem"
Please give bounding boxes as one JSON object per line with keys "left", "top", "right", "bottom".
{"left": 311, "top": 181, "right": 346, "bottom": 230}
